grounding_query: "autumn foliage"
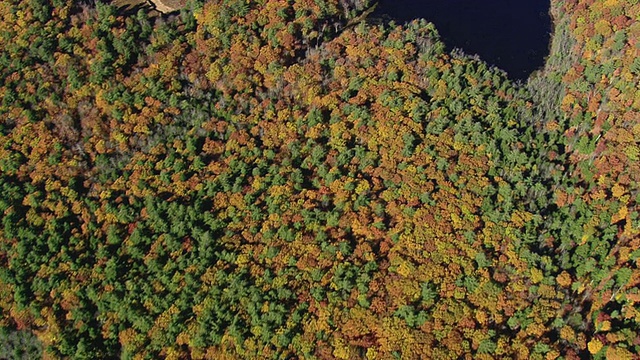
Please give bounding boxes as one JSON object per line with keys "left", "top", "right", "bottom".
{"left": 0, "top": 0, "right": 638, "bottom": 358}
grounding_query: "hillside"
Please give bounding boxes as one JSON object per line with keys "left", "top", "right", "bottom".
{"left": 0, "top": 0, "right": 638, "bottom": 358}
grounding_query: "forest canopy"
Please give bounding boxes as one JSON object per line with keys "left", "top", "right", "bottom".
{"left": 0, "top": 0, "right": 639, "bottom": 358}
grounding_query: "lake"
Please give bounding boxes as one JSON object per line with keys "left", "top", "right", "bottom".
{"left": 372, "top": 0, "right": 552, "bottom": 80}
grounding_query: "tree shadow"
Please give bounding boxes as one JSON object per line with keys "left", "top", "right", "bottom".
{"left": 372, "top": 0, "right": 552, "bottom": 80}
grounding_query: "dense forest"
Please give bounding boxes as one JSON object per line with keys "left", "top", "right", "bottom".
{"left": 0, "top": 0, "right": 638, "bottom": 358}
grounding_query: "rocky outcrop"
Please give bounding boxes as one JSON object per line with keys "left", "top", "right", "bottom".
{"left": 147, "top": 0, "right": 183, "bottom": 13}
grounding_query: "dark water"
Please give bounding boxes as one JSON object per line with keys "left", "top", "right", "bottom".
{"left": 373, "top": 0, "right": 552, "bottom": 80}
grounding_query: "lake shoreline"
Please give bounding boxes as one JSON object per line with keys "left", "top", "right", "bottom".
{"left": 370, "top": 0, "right": 552, "bottom": 80}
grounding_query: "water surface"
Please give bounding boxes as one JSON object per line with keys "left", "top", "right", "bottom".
{"left": 373, "top": 0, "right": 552, "bottom": 80}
